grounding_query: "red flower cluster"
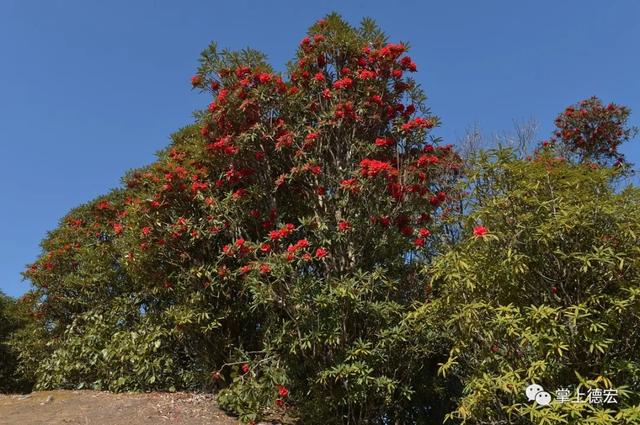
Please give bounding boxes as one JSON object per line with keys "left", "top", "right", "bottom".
{"left": 333, "top": 77, "right": 353, "bottom": 89}
{"left": 96, "top": 200, "right": 110, "bottom": 210}
{"left": 338, "top": 220, "right": 351, "bottom": 232}
{"left": 287, "top": 238, "right": 310, "bottom": 253}
{"left": 399, "top": 56, "right": 417, "bottom": 72}
{"left": 277, "top": 384, "right": 289, "bottom": 398}
{"left": 374, "top": 137, "right": 394, "bottom": 147}
{"left": 416, "top": 154, "right": 439, "bottom": 167}
{"left": 473, "top": 225, "right": 488, "bottom": 237}
{"left": 259, "top": 263, "right": 271, "bottom": 274}
{"left": 401, "top": 117, "right": 434, "bottom": 131}
{"left": 207, "top": 136, "right": 238, "bottom": 156}
{"left": 360, "top": 159, "right": 397, "bottom": 177}
{"left": 268, "top": 223, "right": 296, "bottom": 240}
{"left": 340, "top": 178, "right": 360, "bottom": 193}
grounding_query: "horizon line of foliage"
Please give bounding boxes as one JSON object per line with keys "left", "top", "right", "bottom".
{"left": 2, "top": 13, "right": 639, "bottom": 425}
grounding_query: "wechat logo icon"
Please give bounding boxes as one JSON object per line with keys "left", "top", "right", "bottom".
{"left": 526, "top": 384, "right": 552, "bottom": 406}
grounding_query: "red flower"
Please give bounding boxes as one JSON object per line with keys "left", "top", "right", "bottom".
{"left": 370, "top": 94, "right": 383, "bottom": 105}
{"left": 235, "top": 238, "right": 246, "bottom": 247}
{"left": 191, "top": 181, "right": 208, "bottom": 192}
{"left": 333, "top": 77, "right": 353, "bottom": 89}
{"left": 269, "top": 230, "right": 281, "bottom": 240}
{"left": 287, "top": 239, "right": 310, "bottom": 253}
{"left": 416, "top": 155, "right": 439, "bottom": 167}
{"left": 338, "top": 220, "right": 351, "bottom": 232}
{"left": 374, "top": 137, "right": 394, "bottom": 147}
{"left": 97, "top": 200, "right": 110, "bottom": 210}
{"left": 295, "top": 239, "right": 310, "bottom": 249}
{"left": 241, "top": 363, "right": 250, "bottom": 374}
{"left": 232, "top": 188, "right": 247, "bottom": 199}
{"left": 313, "top": 72, "right": 325, "bottom": 82}
{"left": 414, "top": 237, "right": 425, "bottom": 247}
{"left": 141, "top": 226, "right": 152, "bottom": 236}
{"left": 260, "top": 243, "right": 271, "bottom": 253}
{"left": 400, "top": 225, "right": 413, "bottom": 237}
{"left": 275, "top": 398, "right": 285, "bottom": 408}
{"left": 259, "top": 263, "right": 271, "bottom": 274}
{"left": 277, "top": 385, "right": 289, "bottom": 398}
{"left": 256, "top": 72, "right": 272, "bottom": 84}
{"left": 235, "top": 66, "right": 251, "bottom": 78}
{"left": 360, "top": 159, "right": 396, "bottom": 177}
{"left": 400, "top": 56, "right": 417, "bottom": 72}
{"left": 473, "top": 225, "right": 488, "bottom": 237}
{"left": 191, "top": 75, "right": 202, "bottom": 86}
{"left": 418, "top": 228, "right": 431, "bottom": 237}
{"left": 308, "top": 165, "right": 322, "bottom": 175}
{"left": 113, "top": 223, "right": 123, "bottom": 235}
{"left": 340, "top": 178, "right": 359, "bottom": 192}
{"left": 401, "top": 117, "right": 434, "bottom": 131}
{"left": 358, "top": 69, "right": 376, "bottom": 80}
{"left": 315, "top": 247, "right": 328, "bottom": 258}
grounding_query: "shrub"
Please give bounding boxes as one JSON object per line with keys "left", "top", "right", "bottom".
{"left": 0, "top": 291, "right": 32, "bottom": 393}
{"left": 420, "top": 147, "right": 640, "bottom": 424}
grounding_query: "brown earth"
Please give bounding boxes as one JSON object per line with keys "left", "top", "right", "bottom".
{"left": 0, "top": 390, "right": 241, "bottom": 425}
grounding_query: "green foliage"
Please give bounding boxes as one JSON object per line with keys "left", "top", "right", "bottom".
{"left": 33, "top": 300, "right": 202, "bottom": 392}
{"left": 217, "top": 354, "right": 290, "bottom": 423}
{"left": 421, "top": 149, "right": 640, "bottom": 424}
{"left": 0, "top": 291, "right": 32, "bottom": 393}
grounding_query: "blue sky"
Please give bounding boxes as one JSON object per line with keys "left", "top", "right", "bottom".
{"left": 1, "top": 0, "right": 638, "bottom": 297}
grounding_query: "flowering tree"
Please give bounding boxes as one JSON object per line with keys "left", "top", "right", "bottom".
{"left": 19, "top": 13, "right": 461, "bottom": 424}
{"left": 547, "top": 96, "right": 637, "bottom": 167}
{"left": 414, "top": 120, "right": 640, "bottom": 424}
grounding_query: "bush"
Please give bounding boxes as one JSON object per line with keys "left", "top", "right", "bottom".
{"left": 419, "top": 148, "right": 640, "bottom": 424}
{"left": 0, "top": 291, "right": 32, "bottom": 393}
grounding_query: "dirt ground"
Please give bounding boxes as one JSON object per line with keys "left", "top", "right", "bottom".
{"left": 0, "top": 390, "right": 241, "bottom": 425}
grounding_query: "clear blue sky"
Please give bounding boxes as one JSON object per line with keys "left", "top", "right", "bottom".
{"left": 1, "top": 1, "right": 638, "bottom": 297}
